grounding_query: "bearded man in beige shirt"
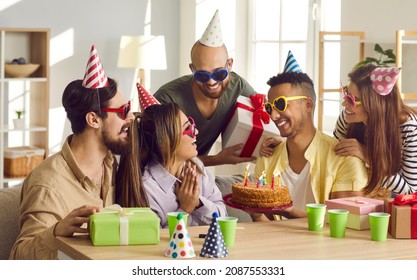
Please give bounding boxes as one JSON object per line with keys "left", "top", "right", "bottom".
{"left": 9, "top": 46, "right": 134, "bottom": 259}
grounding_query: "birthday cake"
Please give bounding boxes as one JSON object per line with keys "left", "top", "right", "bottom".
{"left": 231, "top": 182, "right": 291, "bottom": 208}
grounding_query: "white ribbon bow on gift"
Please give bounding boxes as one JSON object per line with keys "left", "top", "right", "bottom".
{"left": 98, "top": 204, "right": 152, "bottom": 245}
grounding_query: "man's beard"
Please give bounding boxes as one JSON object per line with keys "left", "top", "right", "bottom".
{"left": 102, "top": 129, "right": 131, "bottom": 155}
{"left": 196, "top": 79, "right": 229, "bottom": 100}
{"left": 277, "top": 117, "right": 304, "bottom": 139}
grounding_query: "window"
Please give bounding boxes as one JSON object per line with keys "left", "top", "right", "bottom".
{"left": 248, "top": 0, "right": 319, "bottom": 94}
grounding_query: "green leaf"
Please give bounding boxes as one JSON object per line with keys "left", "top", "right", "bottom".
{"left": 366, "top": 57, "right": 379, "bottom": 63}
{"left": 355, "top": 61, "right": 366, "bottom": 67}
{"left": 382, "top": 59, "right": 396, "bottom": 65}
{"left": 374, "top": 44, "right": 384, "bottom": 54}
{"left": 385, "top": 50, "right": 396, "bottom": 59}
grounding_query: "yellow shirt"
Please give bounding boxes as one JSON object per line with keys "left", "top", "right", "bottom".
{"left": 9, "top": 136, "right": 116, "bottom": 260}
{"left": 255, "top": 130, "right": 368, "bottom": 204}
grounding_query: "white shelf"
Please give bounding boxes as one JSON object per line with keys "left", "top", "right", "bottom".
{"left": 1, "top": 77, "right": 47, "bottom": 82}
{"left": 1, "top": 125, "right": 48, "bottom": 133}
{"left": 1, "top": 28, "right": 50, "bottom": 187}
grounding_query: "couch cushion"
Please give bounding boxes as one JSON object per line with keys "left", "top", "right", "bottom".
{"left": 215, "top": 175, "right": 252, "bottom": 223}
{"left": 0, "top": 187, "right": 21, "bottom": 260}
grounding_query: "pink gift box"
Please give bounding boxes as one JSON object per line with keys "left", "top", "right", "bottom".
{"left": 325, "top": 197, "right": 385, "bottom": 230}
{"left": 325, "top": 196, "right": 384, "bottom": 215}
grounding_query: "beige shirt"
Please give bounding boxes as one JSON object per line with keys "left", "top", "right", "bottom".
{"left": 9, "top": 136, "right": 116, "bottom": 260}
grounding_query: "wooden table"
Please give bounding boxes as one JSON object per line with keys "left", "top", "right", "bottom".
{"left": 56, "top": 218, "right": 417, "bottom": 260}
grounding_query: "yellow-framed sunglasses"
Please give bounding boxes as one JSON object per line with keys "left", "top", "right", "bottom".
{"left": 264, "top": 96, "right": 308, "bottom": 115}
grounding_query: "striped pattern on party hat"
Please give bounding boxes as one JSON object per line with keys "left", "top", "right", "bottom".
{"left": 283, "top": 50, "right": 302, "bottom": 73}
{"left": 370, "top": 67, "right": 401, "bottom": 96}
{"left": 199, "top": 9, "right": 223, "bottom": 47}
{"left": 82, "top": 45, "right": 108, "bottom": 89}
{"left": 137, "top": 82, "right": 160, "bottom": 112}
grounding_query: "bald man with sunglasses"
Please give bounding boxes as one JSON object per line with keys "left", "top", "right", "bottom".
{"left": 251, "top": 71, "right": 368, "bottom": 221}
{"left": 154, "top": 41, "right": 257, "bottom": 167}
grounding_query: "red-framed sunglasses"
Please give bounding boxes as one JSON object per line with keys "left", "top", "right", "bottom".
{"left": 182, "top": 116, "right": 196, "bottom": 138}
{"left": 341, "top": 82, "right": 361, "bottom": 108}
{"left": 101, "top": 101, "right": 131, "bottom": 120}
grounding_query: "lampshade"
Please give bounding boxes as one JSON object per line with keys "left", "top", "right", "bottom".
{"left": 117, "top": 35, "right": 167, "bottom": 70}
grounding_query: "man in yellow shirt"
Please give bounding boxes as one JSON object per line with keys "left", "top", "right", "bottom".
{"left": 252, "top": 52, "right": 367, "bottom": 221}
{"left": 9, "top": 46, "right": 134, "bottom": 259}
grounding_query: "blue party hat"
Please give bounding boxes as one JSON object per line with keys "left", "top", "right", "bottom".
{"left": 199, "top": 212, "right": 228, "bottom": 258}
{"left": 283, "top": 50, "right": 302, "bottom": 73}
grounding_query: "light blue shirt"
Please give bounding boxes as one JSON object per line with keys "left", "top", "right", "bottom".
{"left": 142, "top": 157, "right": 227, "bottom": 228}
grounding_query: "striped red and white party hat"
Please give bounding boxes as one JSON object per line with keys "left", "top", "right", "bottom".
{"left": 82, "top": 45, "right": 108, "bottom": 89}
{"left": 137, "top": 82, "right": 160, "bottom": 111}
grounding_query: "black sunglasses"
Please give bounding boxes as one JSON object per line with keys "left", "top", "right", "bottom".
{"left": 101, "top": 101, "right": 131, "bottom": 120}
{"left": 192, "top": 60, "right": 229, "bottom": 83}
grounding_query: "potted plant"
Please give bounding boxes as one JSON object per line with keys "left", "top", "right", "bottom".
{"left": 13, "top": 110, "right": 25, "bottom": 129}
{"left": 355, "top": 43, "right": 396, "bottom": 67}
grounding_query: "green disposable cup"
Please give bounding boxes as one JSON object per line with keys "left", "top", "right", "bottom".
{"left": 218, "top": 217, "right": 238, "bottom": 247}
{"left": 328, "top": 209, "right": 349, "bottom": 238}
{"left": 369, "top": 212, "right": 390, "bottom": 242}
{"left": 167, "top": 212, "right": 189, "bottom": 238}
{"left": 306, "top": 203, "right": 327, "bottom": 231}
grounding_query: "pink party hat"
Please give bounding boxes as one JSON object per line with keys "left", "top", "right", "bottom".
{"left": 165, "top": 213, "right": 196, "bottom": 259}
{"left": 370, "top": 67, "right": 401, "bottom": 96}
{"left": 82, "top": 45, "right": 108, "bottom": 89}
{"left": 137, "top": 82, "right": 160, "bottom": 111}
{"left": 199, "top": 9, "right": 223, "bottom": 47}
{"left": 199, "top": 212, "right": 228, "bottom": 258}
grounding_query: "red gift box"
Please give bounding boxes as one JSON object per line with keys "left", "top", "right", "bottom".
{"left": 222, "top": 94, "right": 282, "bottom": 157}
{"left": 387, "top": 193, "right": 417, "bottom": 239}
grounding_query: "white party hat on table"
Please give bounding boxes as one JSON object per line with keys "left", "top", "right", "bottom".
{"left": 165, "top": 213, "right": 196, "bottom": 259}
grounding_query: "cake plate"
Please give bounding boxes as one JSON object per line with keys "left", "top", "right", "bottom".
{"left": 223, "top": 194, "right": 293, "bottom": 213}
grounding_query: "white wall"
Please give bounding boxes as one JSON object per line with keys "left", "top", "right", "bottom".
{"left": 0, "top": 0, "right": 180, "bottom": 153}
{"left": 341, "top": 0, "right": 417, "bottom": 94}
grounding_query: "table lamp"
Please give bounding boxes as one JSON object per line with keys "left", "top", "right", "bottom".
{"left": 117, "top": 35, "right": 167, "bottom": 111}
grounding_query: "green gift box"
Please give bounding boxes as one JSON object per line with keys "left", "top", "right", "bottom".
{"left": 89, "top": 205, "right": 160, "bottom": 246}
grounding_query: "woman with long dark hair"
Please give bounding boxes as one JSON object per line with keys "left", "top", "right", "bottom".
{"left": 334, "top": 64, "right": 417, "bottom": 195}
{"left": 117, "top": 85, "right": 226, "bottom": 228}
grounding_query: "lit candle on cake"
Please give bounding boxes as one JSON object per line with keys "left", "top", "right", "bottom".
{"left": 262, "top": 171, "right": 266, "bottom": 185}
{"left": 243, "top": 163, "right": 250, "bottom": 185}
{"left": 277, "top": 171, "right": 281, "bottom": 186}
{"left": 271, "top": 171, "right": 278, "bottom": 189}
{"left": 244, "top": 172, "right": 250, "bottom": 187}
{"left": 258, "top": 174, "right": 263, "bottom": 187}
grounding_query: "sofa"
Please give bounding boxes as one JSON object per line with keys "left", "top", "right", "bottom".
{"left": 215, "top": 175, "right": 253, "bottom": 223}
{"left": 0, "top": 186, "right": 21, "bottom": 260}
